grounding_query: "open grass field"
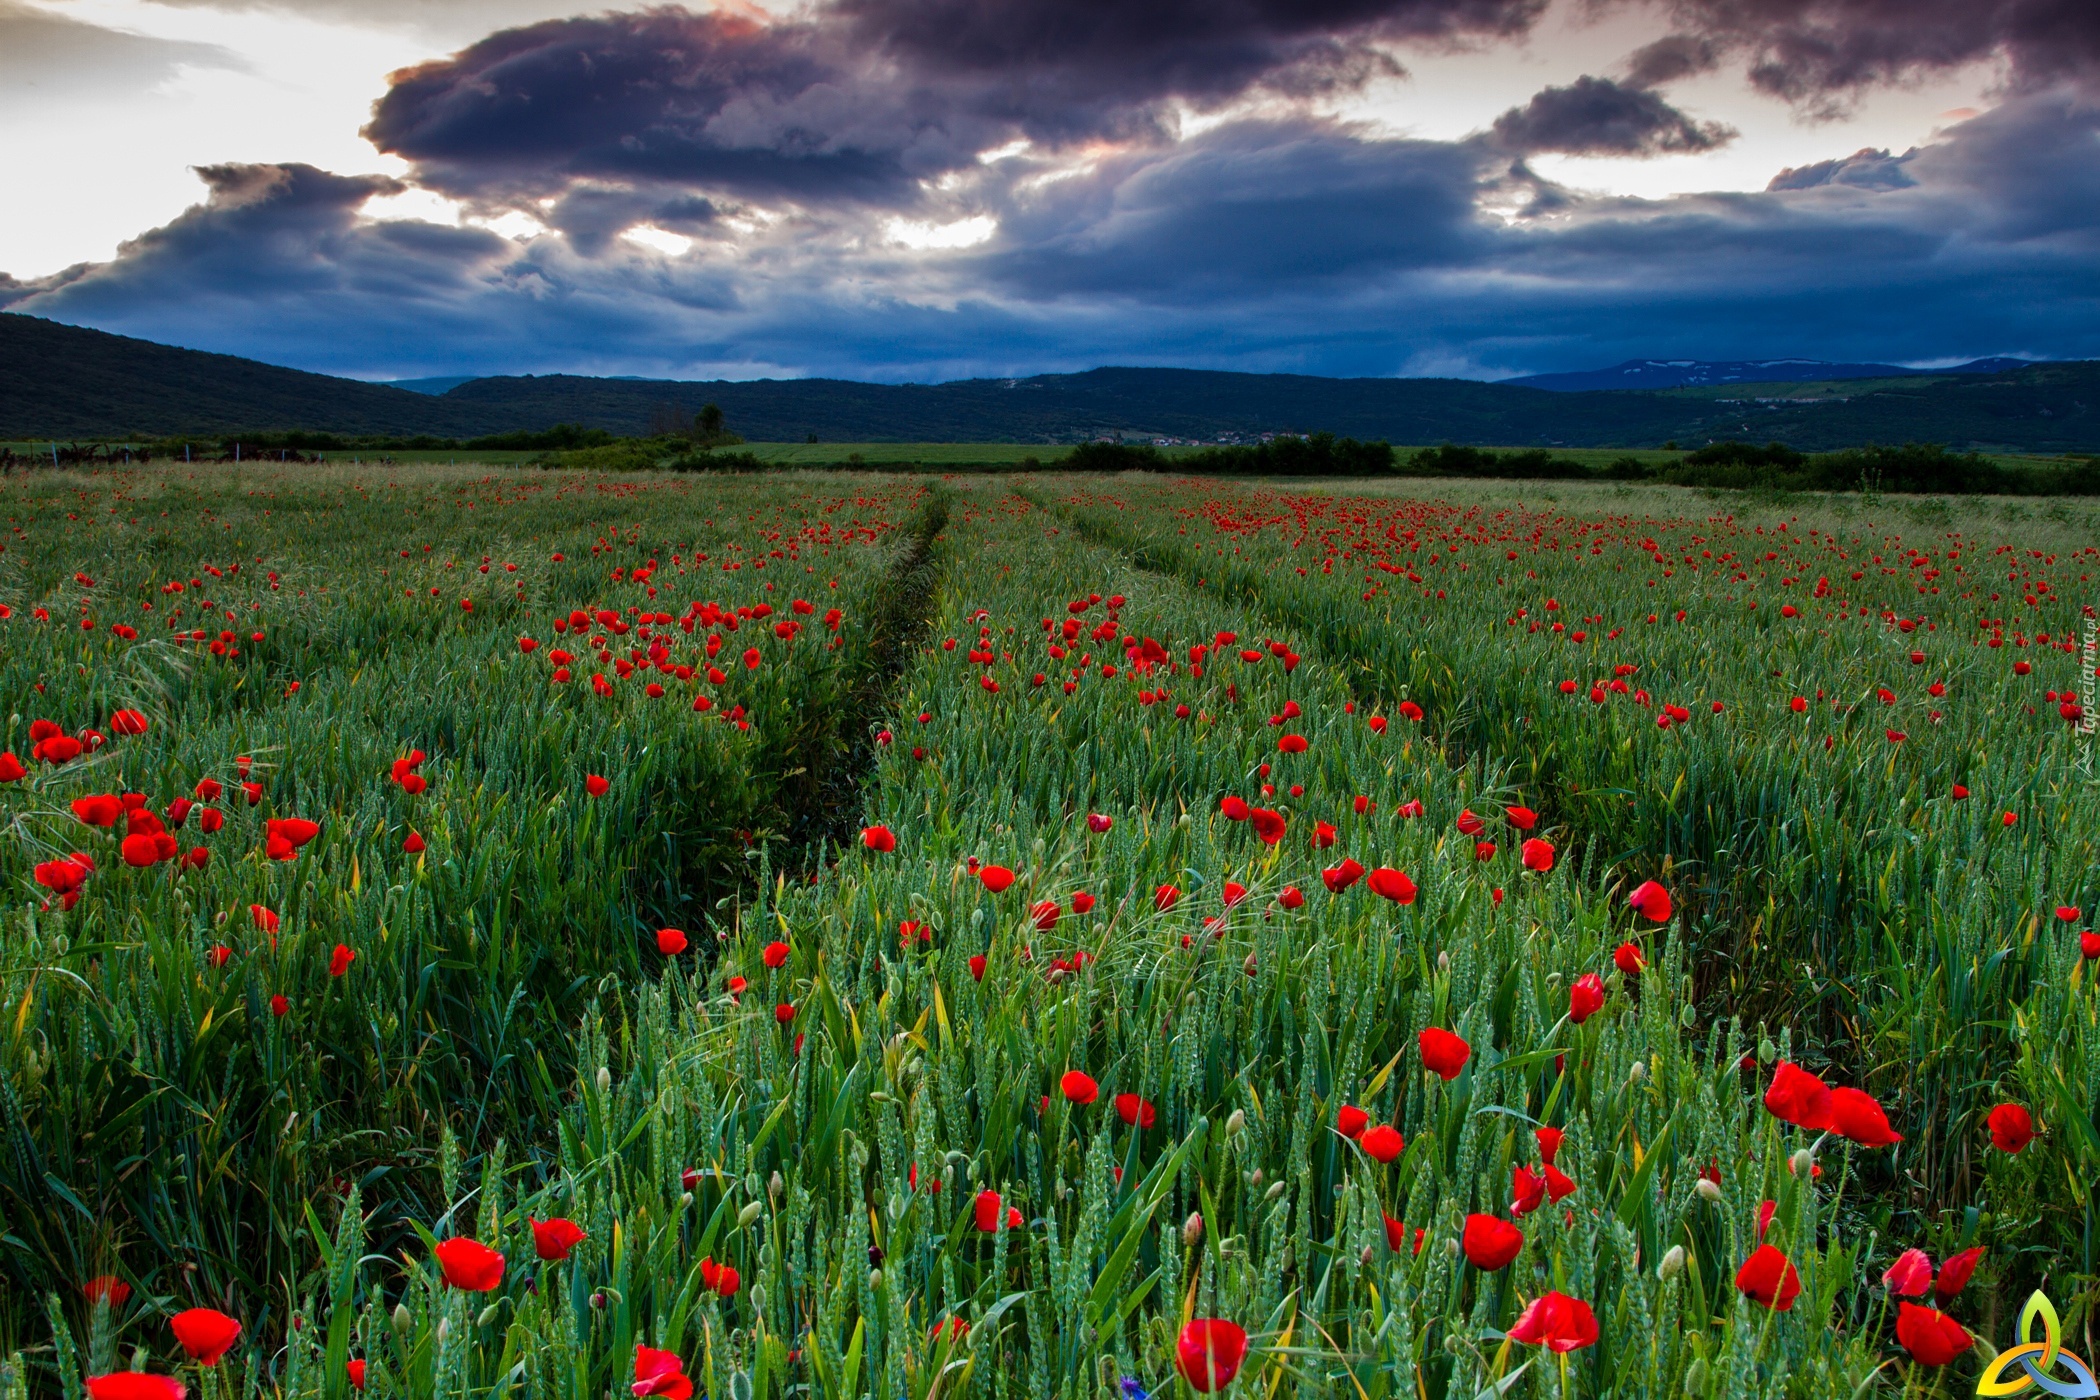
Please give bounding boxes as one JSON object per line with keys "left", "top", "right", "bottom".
{"left": 1, "top": 463, "right": 2096, "bottom": 1399}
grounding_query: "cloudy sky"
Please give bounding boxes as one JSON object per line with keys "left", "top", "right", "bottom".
{"left": 2, "top": 0, "right": 2095, "bottom": 382}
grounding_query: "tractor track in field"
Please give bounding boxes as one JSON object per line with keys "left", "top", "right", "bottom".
{"left": 1016, "top": 479, "right": 1857, "bottom": 1043}
{"left": 773, "top": 485, "right": 952, "bottom": 876}
{"left": 1012, "top": 480, "right": 1654, "bottom": 905}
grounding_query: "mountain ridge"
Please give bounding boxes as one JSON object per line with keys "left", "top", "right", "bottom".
{"left": 3, "top": 314, "right": 2094, "bottom": 453}
{"left": 1504, "top": 357, "right": 2036, "bottom": 392}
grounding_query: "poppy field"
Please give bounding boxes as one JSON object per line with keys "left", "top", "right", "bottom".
{"left": 2, "top": 464, "right": 2097, "bottom": 1399}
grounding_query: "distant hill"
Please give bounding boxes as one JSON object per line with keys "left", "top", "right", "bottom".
{"left": 1506, "top": 357, "right": 2033, "bottom": 392}
{"left": 3, "top": 314, "right": 2095, "bottom": 452}
{"left": 0, "top": 315, "right": 497, "bottom": 439}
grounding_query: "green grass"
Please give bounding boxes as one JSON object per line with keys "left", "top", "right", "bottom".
{"left": 1, "top": 461, "right": 2095, "bottom": 1400}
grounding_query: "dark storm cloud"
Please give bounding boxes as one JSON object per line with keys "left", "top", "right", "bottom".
{"left": 363, "top": 10, "right": 963, "bottom": 205}
{"left": 364, "top": 0, "right": 1556, "bottom": 211}
{"left": 980, "top": 119, "right": 1484, "bottom": 298}
{"left": 6, "top": 163, "right": 514, "bottom": 323}
{"left": 1487, "top": 75, "right": 1734, "bottom": 156}
{"left": 831, "top": 0, "right": 1546, "bottom": 113}
{"left": 1635, "top": 1, "right": 2100, "bottom": 107}
{"left": 0, "top": 0, "right": 238, "bottom": 109}
{"left": 543, "top": 187, "right": 720, "bottom": 256}
{"left": 16, "top": 90, "right": 2099, "bottom": 382}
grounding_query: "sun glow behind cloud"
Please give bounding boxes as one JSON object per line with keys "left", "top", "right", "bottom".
{"left": 884, "top": 216, "right": 997, "bottom": 250}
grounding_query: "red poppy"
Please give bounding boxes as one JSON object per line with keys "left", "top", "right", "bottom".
{"left": 862, "top": 825, "right": 896, "bottom": 852}
{"left": 270, "top": 995, "right": 289, "bottom": 1017}
{"left": 1882, "top": 1248, "right": 1931, "bottom": 1297}
{"left": 1735, "top": 1244, "right": 1801, "bottom": 1310}
{"left": 1936, "top": 1246, "right": 1984, "bottom": 1299}
{"left": 1544, "top": 1163, "right": 1577, "bottom": 1202}
{"left": 1567, "top": 973, "right": 1606, "bottom": 1024}
{"left": 1310, "top": 821, "right": 1337, "bottom": 848}
{"left": 1512, "top": 1165, "right": 1546, "bottom": 1216}
{"left": 656, "top": 928, "right": 688, "bottom": 955}
{"left": 250, "top": 904, "right": 279, "bottom": 933}
{"left": 1398, "top": 700, "right": 1423, "bottom": 721}
{"left": 0, "top": 752, "right": 23, "bottom": 783}
{"left": 1507, "top": 1292, "right": 1598, "bottom": 1353}
{"left": 1627, "top": 880, "right": 1672, "bottom": 922}
{"left": 1827, "top": 1087, "right": 1901, "bottom": 1146}
{"left": 704, "top": 1260, "right": 739, "bottom": 1297}
{"left": 763, "top": 941, "right": 789, "bottom": 968}
{"left": 83, "top": 1276, "right": 131, "bottom": 1307}
{"left": 347, "top": 1360, "right": 367, "bottom": 1392}
{"left": 1071, "top": 891, "right": 1096, "bottom": 914}
{"left": 1321, "top": 859, "right": 1365, "bottom": 893}
{"left": 35, "top": 859, "right": 90, "bottom": 907}
{"left": 120, "top": 833, "right": 163, "bottom": 868}
{"left": 1895, "top": 1304, "right": 1973, "bottom": 1367}
{"left": 1249, "top": 808, "right": 1287, "bottom": 844}
{"left": 435, "top": 1237, "right": 505, "bottom": 1291}
{"left": 109, "top": 709, "right": 149, "bottom": 737}
{"left": 1086, "top": 812, "right": 1113, "bottom": 833}
{"left": 968, "top": 954, "right": 987, "bottom": 981}
{"left": 978, "top": 864, "right": 1016, "bottom": 894}
{"left": 1456, "top": 809, "right": 1485, "bottom": 837}
{"left": 585, "top": 774, "right": 610, "bottom": 797}
{"left": 169, "top": 1309, "right": 242, "bottom": 1365}
{"left": 1276, "top": 734, "right": 1308, "bottom": 754}
{"left": 531, "top": 1217, "right": 587, "bottom": 1261}
{"left": 633, "top": 1345, "right": 694, "bottom": 1400}
{"left": 403, "top": 831, "right": 425, "bottom": 854}
{"left": 774, "top": 1003, "right": 796, "bottom": 1024}
{"left": 2056, "top": 905, "right": 2083, "bottom": 923}
{"left": 1219, "top": 796, "right": 1251, "bottom": 821}
{"left": 1032, "top": 900, "right": 1061, "bottom": 931}
{"left": 974, "top": 1189, "right": 1003, "bottom": 1232}
{"left": 1175, "top": 1319, "right": 1249, "bottom": 1394}
{"left": 1061, "top": 1070, "right": 1098, "bottom": 1104}
{"left": 1335, "top": 1105, "right": 1369, "bottom": 1139}
{"left": 1115, "top": 1093, "right": 1157, "bottom": 1128}
{"left": 1520, "top": 839, "right": 1555, "bottom": 873}
{"left": 1382, "top": 1216, "right": 1422, "bottom": 1254}
{"left": 1419, "top": 1027, "right": 1471, "bottom": 1080}
{"left": 85, "top": 1377, "right": 185, "bottom": 1400}
{"left": 71, "top": 794, "right": 125, "bottom": 827}
{"left": 1461, "top": 1214, "right": 1524, "bottom": 1270}
{"left": 1506, "top": 805, "right": 1538, "bottom": 830}
{"left": 1360, "top": 1124, "right": 1405, "bottom": 1163}
{"left": 1763, "top": 1061, "right": 1832, "bottom": 1131}
{"left": 329, "top": 944, "right": 355, "bottom": 977}
{"left": 1535, "top": 1126, "right": 1563, "bottom": 1164}
{"left": 1613, "top": 942, "right": 1646, "bottom": 977}
{"left": 1153, "top": 883, "right": 1180, "bottom": 911}
{"left": 1987, "top": 1103, "right": 2035, "bottom": 1153}
{"left": 1367, "top": 868, "right": 1417, "bottom": 904}
{"left": 268, "top": 817, "right": 322, "bottom": 849}
{"left": 1278, "top": 886, "right": 1305, "bottom": 909}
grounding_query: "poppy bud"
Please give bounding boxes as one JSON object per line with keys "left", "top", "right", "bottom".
{"left": 1695, "top": 1178, "right": 1722, "bottom": 1202}
{"left": 1183, "top": 1211, "right": 1204, "bottom": 1247}
{"left": 1658, "top": 1245, "right": 1686, "bottom": 1280}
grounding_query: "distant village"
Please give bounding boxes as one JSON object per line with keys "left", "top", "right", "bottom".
{"left": 1089, "top": 430, "right": 1297, "bottom": 447}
